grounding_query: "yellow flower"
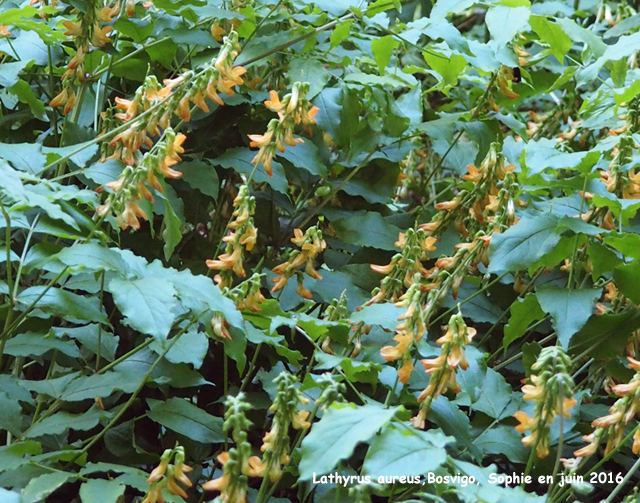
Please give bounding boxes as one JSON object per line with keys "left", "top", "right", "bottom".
{"left": 264, "top": 90, "right": 284, "bottom": 112}
{"left": 0, "top": 26, "right": 11, "bottom": 38}
{"left": 211, "top": 21, "right": 225, "bottom": 42}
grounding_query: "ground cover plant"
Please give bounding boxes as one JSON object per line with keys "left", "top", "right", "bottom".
{"left": 5, "top": 0, "right": 640, "bottom": 501}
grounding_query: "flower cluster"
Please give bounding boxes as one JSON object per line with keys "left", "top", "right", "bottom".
{"left": 202, "top": 394, "right": 265, "bottom": 503}
{"left": 575, "top": 357, "right": 640, "bottom": 458}
{"left": 411, "top": 311, "right": 475, "bottom": 429}
{"left": 248, "top": 82, "right": 319, "bottom": 176}
{"left": 420, "top": 143, "right": 517, "bottom": 239}
{"left": 225, "top": 273, "right": 267, "bottom": 312}
{"left": 96, "top": 128, "right": 185, "bottom": 230}
{"left": 320, "top": 292, "right": 348, "bottom": 354}
{"left": 142, "top": 445, "right": 193, "bottom": 503}
{"left": 51, "top": 0, "right": 121, "bottom": 114}
{"left": 271, "top": 227, "right": 326, "bottom": 297}
{"left": 206, "top": 184, "right": 257, "bottom": 289}
{"left": 100, "top": 30, "right": 245, "bottom": 168}
{"left": 368, "top": 228, "right": 436, "bottom": 305}
{"left": 381, "top": 281, "right": 426, "bottom": 385}
{"left": 514, "top": 346, "right": 577, "bottom": 458}
{"left": 259, "top": 372, "right": 311, "bottom": 482}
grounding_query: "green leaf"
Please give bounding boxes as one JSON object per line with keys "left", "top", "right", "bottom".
{"left": 178, "top": 160, "right": 219, "bottom": 199}
{"left": 162, "top": 197, "right": 182, "bottom": 261}
{"left": 330, "top": 20, "right": 352, "bottom": 48}
{"left": 213, "top": 147, "right": 287, "bottom": 193}
{"left": 556, "top": 17, "right": 606, "bottom": 58}
{"left": 536, "top": 286, "right": 601, "bottom": 348}
{"left": 614, "top": 261, "right": 640, "bottom": 304}
{"left": 372, "top": 36, "right": 400, "bottom": 73}
{"left": 0, "top": 60, "right": 29, "bottom": 88}
{"left": 475, "top": 426, "right": 528, "bottom": 463}
{"left": 55, "top": 243, "right": 129, "bottom": 274}
{"left": 349, "top": 303, "right": 405, "bottom": 331}
{"left": 61, "top": 370, "right": 142, "bottom": 402}
{"left": 27, "top": 404, "right": 114, "bottom": 438}
{"left": 588, "top": 241, "right": 622, "bottom": 280}
{"left": 146, "top": 397, "right": 224, "bottom": 443}
{"left": 332, "top": 212, "right": 402, "bottom": 251}
{"left": 16, "top": 287, "right": 107, "bottom": 324}
{"left": 472, "top": 369, "right": 517, "bottom": 420}
{"left": 277, "top": 139, "right": 327, "bottom": 177}
{"left": 0, "top": 392, "right": 22, "bottom": 436}
{"left": 108, "top": 277, "right": 177, "bottom": 341}
{"left": 605, "top": 233, "right": 640, "bottom": 260}
{"left": 486, "top": 6, "right": 531, "bottom": 47}
{"left": 530, "top": 16, "right": 572, "bottom": 62}
{"left": 423, "top": 51, "right": 467, "bottom": 88}
{"left": 363, "top": 424, "right": 452, "bottom": 477}
{"left": 79, "top": 479, "right": 126, "bottom": 503}
{"left": 504, "top": 294, "right": 545, "bottom": 350}
{"left": 429, "top": 396, "right": 481, "bottom": 461}
{"left": 569, "top": 311, "right": 640, "bottom": 359}
{"left": 0, "top": 142, "right": 47, "bottom": 174}
{"left": 4, "top": 332, "right": 81, "bottom": 359}
{"left": 8, "top": 80, "right": 47, "bottom": 122}
{"left": 488, "top": 213, "right": 561, "bottom": 273}
{"left": 151, "top": 329, "right": 208, "bottom": 369}
{"left": 287, "top": 57, "right": 330, "bottom": 99}
{"left": 299, "top": 402, "right": 398, "bottom": 480}
{"left": 20, "top": 472, "right": 78, "bottom": 503}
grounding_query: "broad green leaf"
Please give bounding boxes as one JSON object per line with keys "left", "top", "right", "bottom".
{"left": 0, "top": 392, "right": 22, "bottom": 436}
{"left": 0, "top": 60, "right": 29, "bottom": 88}
{"left": 349, "top": 303, "right": 405, "bottom": 331}
{"left": 530, "top": 16, "right": 572, "bottom": 62}
{"left": 363, "top": 424, "right": 452, "bottom": 476}
{"left": 27, "top": 404, "right": 115, "bottom": 438}
{"left": 423, "top": 51, "right": 467, "bottom": 89}
{"left": 588, "top": 241, "right": 622, "bottom": 280}
{"left": 54, "top": 325, "right": 119, "bottom": 362}
{"left": 332, "top": 212, "right": 402, "bottom": 251}
{"left": 429, "top": 396, "right": 481, "bottom": 461}
{"left": 20, "top": 472, "right": 78, "bottom": 503}
{"left": 18, "top": 373, "right": 79, "bottom": 399}
{"left": 56, "top": 243, "right": 129, "bottom": 274}
{"left": 604, "top": 233, "right": 640, "bottom": 260}
{"left": 16, "top": 287, "right": 107, "bottom": 324}
{"left": 488, "top": 213, "right": 561, "bottom": 273}
{"left": 430, "top": 0, "right": 475, "bottom": 22}
{"left": 79, "top": 479, "right": 126, "bottom": 503}
{"left": 475, "top": 426, "right": 528, "bottom": 463}
{"left": 503, "top": 294, "right": 544, "bottom": 349}
{"left": 556, "top": 17, "right": 606, "bottom": 58}
{"left": 213, "top": 148, "right": 287, "bottom": 193}
{"left": 330, "top": 20, "right": 352, "bottom": 48}
{"left": 299, "top": 402, "right": 398, "bottom": 479}
{"left": 614, "top": 261, "right": 640, "bottom": 304}
{"left": 472, "top": 369, "right": 517, "bottom": 420}
{"left": 162, "top": 197, "right": 182, "bottom": 261}
{"left": 372, "top": 36, "right": 400, "bottom": 73}
{"left": 151, "top": 329, "right": 208, "bottom": 369}
{"left": 4, "top": 332, "right": 81, "bottom": 359}
{"left": 146, "top": 397, "right": 224, "bottom": 443}
{"left": 486, "top": 6, "right": 530, "bottom": 47}
{"left": 569, "top": 311, "right": 640, "bottom": 359}
{"left": 0, "top": 142, "right": 47, "bottom": 174}
{"left": 277, "top": 139, "right": 327, "bottom": 177}
{"left": 536, "top": 286, "right": 601, "bottom": 348}
{"left": 61, "top": 370, "right": 143, "bottom": 402}
{"left": 8, "top": 80, "right": 47, "bottom": 122}
{"left": 108, "top": 277, "right": 177, "bottom": 341}
{"left": 287, "top": 57, "right": 330, "bottom": 99}
{"left": 315, "top": 353, "right": 380, "bottom": 385}
{"left": 178, "top": 160, "right": 219, "bottom": 199}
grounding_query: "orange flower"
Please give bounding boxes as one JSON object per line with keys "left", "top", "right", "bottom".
{"left": 0, "top": 26, "right": 11, "bottom": 38}
{"left": 63, "top": 20, "right": 82, "bottom": 37}
{"left": 211, "top": 21, "right": 225, "bottom": 42}
{"left": 265, "top": 90, "right": 284, "bottom": 112}
{"left": 514, "top": 411, "right": 536, "bottom": 433}
{"left": 397, "top": 359, "right": 413, "bottom": 384}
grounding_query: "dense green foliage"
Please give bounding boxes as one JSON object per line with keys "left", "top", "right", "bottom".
{"left": 4, "top": 0, "right": 640, "bottom": 501}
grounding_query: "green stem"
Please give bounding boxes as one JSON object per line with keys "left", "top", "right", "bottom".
{"left": 605, "top": 455, "right": 640, "bottom": 502}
